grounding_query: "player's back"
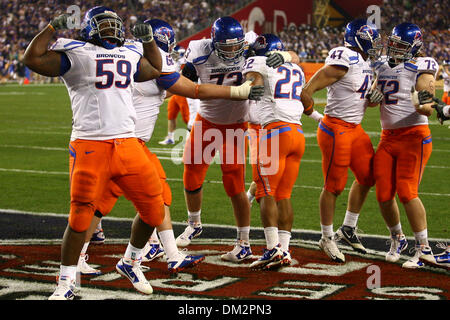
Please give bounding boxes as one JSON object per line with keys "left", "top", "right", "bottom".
{"left": 376, "top": 56, "right": 438, "bottom": 129}
{"left": 243, "top": 56, "right": 305, "bottom": 127}
{"left": 186, "top": 38, "right": 248, "bottom": 125}
{"left": 51, "top": 38, "right": 142, "bottom": 141}
{"left": 325, "top": 46, "right": 373, "bottom": 124}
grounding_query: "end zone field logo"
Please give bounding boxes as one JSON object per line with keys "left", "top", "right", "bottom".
{"left": 0, "top": 240, "right": 448, "bottom": 300}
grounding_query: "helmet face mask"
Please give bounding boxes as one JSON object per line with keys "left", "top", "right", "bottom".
{"left": 386, "top": 23, "right": 423, "bottom": 63}
{"left": 214, "top": 39, "right": 245, "bottom": 61}
{"left": 81, "top": 7, "right": 124, "bottom": 49}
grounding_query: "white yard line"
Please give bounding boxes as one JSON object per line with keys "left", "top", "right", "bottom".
{"left": 0, "top": 167, "right": 449, "bottom": 197}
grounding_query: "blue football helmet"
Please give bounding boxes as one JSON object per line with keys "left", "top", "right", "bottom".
{"left": 211, "top": 16, "right": 245, "bottom": 62}
{"left": 144, "top": 19, "right": 176, "bottom": 53}
{"left": 387, "top": 23, "right": 423, "bottom": 62}
{"left": 80, "top": 6, "right": 124, "bottom": 49}
{"left": 344, "top": 19, "right": 382, "bottom": 60}
{"left": 251, "top": 34, "right": 285, "bottom": 56}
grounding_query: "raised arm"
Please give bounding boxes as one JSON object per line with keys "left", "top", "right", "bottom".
{"left": 21, "top": 15, "right": 68, "bottom": 77}
{"left": 132, "top": 23, "right": 162, "bottom": 72}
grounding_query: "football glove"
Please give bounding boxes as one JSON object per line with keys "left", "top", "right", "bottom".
{"left": 266, "top": 51, "right": 292, "bottom": 68}
{"left": 417, "top": 90, "right": 434, "bottom": 105}
{"left": 132, "top": 23, "right": 154, "bottom": 43}
{"left": 366, "top": 88, "right": 384, "bottom": 104}
{"left": 230, "top": 80, "right": 264, "bottom": 100}
{"left": 50, "top": 14, "right": 69, "bottom": 31}
{"left": 431, "top": 97, "right": 450, "bottom": 124}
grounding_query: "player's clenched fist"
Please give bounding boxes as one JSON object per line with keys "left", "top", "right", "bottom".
{"left": 50, "top": 14, "right": 69, "bottom": 31}
{"left": 132, "top": 23, "right": 154, "bottom": 43}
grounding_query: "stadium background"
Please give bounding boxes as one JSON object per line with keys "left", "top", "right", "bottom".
{"left": 0, "top": 0, "right": 448, "bottom": 301}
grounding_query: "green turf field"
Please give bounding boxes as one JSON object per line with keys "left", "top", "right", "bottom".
{"left": 0, "top": 83, "right": 448, "bottom": 239}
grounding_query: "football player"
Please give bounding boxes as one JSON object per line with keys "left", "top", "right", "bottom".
{"left": 301, "top": 19, "right": 384, "bottom": 263}
{"left": 242, "top": 34, "right": 317, "bottom": 269}
{"left": 439, "top": 60, "right": 450, "bottom": 105}
{"left": 175, "top": 16, "right": 299, "bottom": 263}
{"left": 78, "top": 18, "right": 264, "bottom": 275}
{"left": 159, "top": 44, "right": 200, "bottom": 145}
{"left": 22, "top": 6, "right": 164, "bottom": 299}
{"left": 373, "top": 23, "right": 438, "bottom": 268}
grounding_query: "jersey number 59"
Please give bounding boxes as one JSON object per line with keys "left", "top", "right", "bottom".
{"left": 95, "top": 59, "right": 132, "bottom": 89}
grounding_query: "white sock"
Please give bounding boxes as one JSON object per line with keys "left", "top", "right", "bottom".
{"left": 321, "top": 224, "right": 334, "bottom": 238}
{"left": 188, "top": 210, "right": 201, "bottom": 225}
{"left": 158, "top": 229, "right": 180, "bottom": 261}
{"left": 168, "top": 131, "right": 174, "bottom": 140}
{"left": 264, "top": 227, "right": 279, "bottom": 249}
{"left": 237, "top": 226, "right": 250, "bottom": 243}
{"left": 343, "top": 210, "right": 359, "bottom": 228}
{"left": 388, "top": 223, "right": 403, "bottom": 237}
{"left": 414, "top": 229, "right": 429, "bottom": 246}
{"left": 278, "top": 230, "right": 291, "bottom": 251}
{"left": 443, "top": 105, "right": 450, "bottom": 117}
{"left": 124, "top": 243, "right": 143, "bottom": 261}
{"left": 59, "top": 265, "right": 77, "bottom": 282}
{"left": 80, "top": 242, "right": 89, "bottom": 256}
{"left": 247, "top": 190, "right": 255, "bottom": 203}
{"left": 97, "top": 220, "right": 102, "bottom": 230}
{"left": 149, "top": 229, "right": 159, "bottom": 243}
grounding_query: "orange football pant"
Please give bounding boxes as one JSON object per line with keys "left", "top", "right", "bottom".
{"left": 68, "top": 138, "right": 164, "bottom": 232}
{"left": 317, "top": 115, "right": 375, "bottom": 195}
{"left": 442, "top": 92, "right": 450, "bottom": 105}
{"left": 95, "top": 139, "right": 172, "bottom": 216}
{"left": 374, "top": 125, "right": 432, "bottom": 203}
{"left": 183, "top": 114, "right": 247, "bottom": 197}
{"left": 168, "top": 94, "right": 190, "bottom": 124}
{"left": 254, "top": 121, "right": 305, "bottom": 201}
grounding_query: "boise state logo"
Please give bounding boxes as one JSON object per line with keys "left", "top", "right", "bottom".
{"left": 156, "top": 26, "right": 173, "bottom": 43}
{"left": 252, "top": 36, "right": 267, "bottom": 51}
{"left": 357, "top": 25, "right": 374, "bottom": 40}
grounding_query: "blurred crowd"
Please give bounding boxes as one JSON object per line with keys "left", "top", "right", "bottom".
{"left": 278, "top": 0, "right": 449, "bottom": 63}
{"left": 0, "top": 0, "right": 448, "bottom": 83}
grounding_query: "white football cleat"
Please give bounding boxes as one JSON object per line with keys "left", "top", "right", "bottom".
{"left": 77, "top": 254, "right": 102, "bottom": 275}
{"left": 158, "top": 136, "right": 175, "bottom": 145}
{"left": 142, "top": 242, "right": 165, "bottom": 262}
{"left": 386, "top": 233, "right": 408, "bottom": 263}
{"left": 221, "top": 240, "right": 253, "bottom": 263}
{"left": 48, "top": 276, "right": 76, "bottom": 300}
{"left": 402, "top": 245, "right": 433, "bottom": 269}
{"left": 319, "top": 236, "right": 345, "bottom": 263}
{"left": 116, "top": 258, "right": 153, "bottom": 294}
{"left": 420, "top": 243, "right": 450, "bottom": 270}
{"left": 175, "top": 223, "right": 203, "bottom": 247}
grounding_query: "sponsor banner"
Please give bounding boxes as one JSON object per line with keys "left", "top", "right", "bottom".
{"left": 299, "top": 62, "right": 324, "bottom": 83}
{"left": 178, "top": 0, "right": 313, "bottom": 48}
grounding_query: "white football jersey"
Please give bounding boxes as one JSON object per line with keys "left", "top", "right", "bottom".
{"left": 51, "top": 38, "right": 142, "bottom": 141}
{"left": 131, "top": 43, "right": 178, "bottom": 142}
{"left": 443, "top": 69, "right": 450, "bottom": 92}
{"left": 186, "top": 97, "right": 200, "bottom": 129}
{"left": 242, "top": 56, "right": 305, "bottom": 127}
{"left": 185, "top": 32, "right": 258, "bottom": 125}
{"left": 375, "top": 56, "right": 438, "bottom": 130}
{"left": 324, "top": 46, "right": 374, "bottom": 124}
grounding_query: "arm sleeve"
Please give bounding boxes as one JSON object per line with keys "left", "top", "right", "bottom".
{"left": 156, "top": 71, "right": 181, "bottom": 90}
{"left": 182, "top": 62, "right": 198, "bottom": 82}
